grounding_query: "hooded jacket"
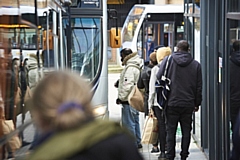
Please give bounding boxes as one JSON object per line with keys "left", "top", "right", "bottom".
{"left": 156, "top": 51, "right": 202, "bottom": 108}
{"left": 230, "top": 51, "right": 240, "bottom": 108}
{"left": 118, "top": 52, "right": 142, "bottom": 102}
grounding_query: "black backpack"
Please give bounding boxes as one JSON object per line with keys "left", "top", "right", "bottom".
{"left": 155, "top": 55, "right": 172, "bottom": 110}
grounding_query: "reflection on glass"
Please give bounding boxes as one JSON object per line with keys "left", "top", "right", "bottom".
{"left": 228, "top": 0, "right": 240, "bottom": 12}
{"left": 122, "top": 7, "right": 144, "bottom": 45}
{"left": 63, "top": 18, "right": 101, "bottom": 81}
{"left": 229, "top": 20, "right": 240, "bottom": 152}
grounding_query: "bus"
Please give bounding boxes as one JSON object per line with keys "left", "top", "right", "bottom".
{"left": 121, "top": 4, "right": 184, "bottom": 62}
{"left": 0, "top": 0, "right": 114, "bottom": 121}
{"left": 61, "top": 0, "right": 111, "bottom": 119}
{"left": 0, "top": 0, "right": 120, "bottom": 156}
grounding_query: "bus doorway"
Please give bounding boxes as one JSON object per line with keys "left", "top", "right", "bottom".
{"left": 139, "top": 22, "right": 176, "bottom": 61}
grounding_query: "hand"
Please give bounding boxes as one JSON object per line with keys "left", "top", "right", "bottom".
{"left": 116, "top": 98, "right": 122, "bottom": 105}
{"left": 194, "top": 106, "right": 199, "bottom": 112}
{"left": 114, "top": 80, "right": 119, "bottom": 88}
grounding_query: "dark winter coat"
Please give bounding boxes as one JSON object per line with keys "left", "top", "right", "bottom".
{"left": 26, "top": 120, "right": 143, "bottom": 160}
{"left": 230, "top": 51, "right": 240, "bottom": 108}
{"left": 231, "top": 111, "right": 240, "bottom": 160}
{"left": 137, "top": 64, "right": 154, "bottom": 115}
{"left": 156, "top": 51, "right": 202, "bottom": 108}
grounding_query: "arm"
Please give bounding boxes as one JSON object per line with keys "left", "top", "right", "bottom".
{"left": 137, "top": 71, "right": 145, "bottom": 89}
{"left": 194, "top": 65, "right": 202, "bottom": 111}
{"left": 148, "top": 67, "right": 157, "bottom": 111}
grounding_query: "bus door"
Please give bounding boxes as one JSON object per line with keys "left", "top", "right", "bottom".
{"left": 138, "top": 22, "right": 175, "bottom": 62}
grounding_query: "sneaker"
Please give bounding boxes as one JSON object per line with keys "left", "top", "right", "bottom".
{"left": 158, "top": 152, "right": 166, "bottom": 160}
{"left": 151, "top": 147, "right": 160, "bottom": 153}
{"left": 137, "top": 144, "right": 143, "bottom": 149}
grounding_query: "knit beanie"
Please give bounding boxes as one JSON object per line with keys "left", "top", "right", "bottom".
{"left": 149, "top": 52, "right": 157, "bottom": 64}
{"left": 156, "top": 47, "right": 172, "bottom": 63}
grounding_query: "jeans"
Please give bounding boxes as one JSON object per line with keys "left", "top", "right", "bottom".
{"left": 122, "top": 104, "right": 141, "bottom": 146}
{"left": 166, "top": 106, "right": 194, "bottom": 160}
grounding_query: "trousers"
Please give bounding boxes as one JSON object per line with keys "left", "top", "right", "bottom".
{"left": 165, "top": 106, "right": 194, "bottom": 160}
{"left": 121, "top": 104, "right": 141, "bottom": 146}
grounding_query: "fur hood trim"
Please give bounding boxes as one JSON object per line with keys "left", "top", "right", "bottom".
{"left": 122, "top": 52, "right": 138, "bottom": 66}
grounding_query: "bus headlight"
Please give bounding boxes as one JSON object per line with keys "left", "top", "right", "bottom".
{"left": 93, "top": 105, "right": 108, "bottom": 119}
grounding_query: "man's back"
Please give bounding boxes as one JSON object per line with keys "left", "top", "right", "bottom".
{"left": 157, "top": 51, "right": 202, "bottom": 108}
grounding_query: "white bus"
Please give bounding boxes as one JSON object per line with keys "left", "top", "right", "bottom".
{"left": 121, "top": 4, "right": 184, "bottom": 62}
{"left": 61, "top": 0, "right": 110, "bottom": 119}
{"left": 0, "top": 0, "right": 113, "bottom": 122}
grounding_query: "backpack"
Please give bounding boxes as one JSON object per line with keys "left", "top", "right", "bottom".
{"left": 155, "top": 55, "right": 172, "bottom": 110}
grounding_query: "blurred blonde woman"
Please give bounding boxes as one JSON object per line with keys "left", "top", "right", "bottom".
{"left": 27, "top": 71, "right": 143, "bottom": 160}
{"left": 148, "top": 47, "right": 171, "bottom": 159}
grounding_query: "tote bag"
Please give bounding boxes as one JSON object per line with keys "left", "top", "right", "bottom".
{"left": 2, "top": 120, "right": 22, "bottom": 152}
{"left": 128, "top": 85, "right": 144, "bottom": 112}
{"left": 141, "top": 115, "right": 158, "bottom": 144}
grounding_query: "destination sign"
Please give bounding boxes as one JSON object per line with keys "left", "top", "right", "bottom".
{"left": 81, "top": 0, "right": 100, "bottom": 8}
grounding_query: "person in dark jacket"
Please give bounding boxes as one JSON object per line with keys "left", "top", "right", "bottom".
{"left": 137, "top": 51, "right": 156, "bottom": 116}
{"left": 27, "top": 71, "right": 144, "bottom": 160}
{"left": 230, "top": 40, "right": 240, "bottom": 133}
{"left": 157, "top": 40, "right": 202, "bottom": 160}
{"left": 230, "top": 111, "right": 240, "bottom": 160}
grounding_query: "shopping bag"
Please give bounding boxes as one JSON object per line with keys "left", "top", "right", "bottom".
{"left": 2, "top": 120, "right": 22, "bottom": 152}
{"left": 141, "top": 115, "right": 158, "bottom": 144}
{"left": 128, "top": 85, "right": 144, "bottom": 112}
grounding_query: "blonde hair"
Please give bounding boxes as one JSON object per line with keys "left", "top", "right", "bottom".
{"left": 30, "top": 70, "right": 93, "bottom": 131}
{"left": 156, "top": 47, "right": 172, "bottom": 63}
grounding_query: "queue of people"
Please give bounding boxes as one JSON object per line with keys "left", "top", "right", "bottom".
{"left": 25, "top": 40, "right": 240, "bottom": 160}
{"left": 135, "top": 40, "right": 203, "bottom": 160}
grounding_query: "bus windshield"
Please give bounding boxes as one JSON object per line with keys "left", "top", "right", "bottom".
{"left": 122, "top": 7, "right": 144, "bottom": 45}
{"left": 63, "top": 18, "right": 101, "bottom": 81}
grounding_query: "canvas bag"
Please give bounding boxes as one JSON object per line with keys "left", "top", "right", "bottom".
{"left": 128, "top": 85, "right": 144, "bottom": 112}
{"left": 155, "top": 55, "right": 172, "bottom": 109}
{"left": 2, "top": 120, "right": 22, "bottom": 152}
{"left": 141, "top": 111, "right": 158, "bottom": 144}
{"left": 123, "top": 64, "right": 144, "bottom": 112}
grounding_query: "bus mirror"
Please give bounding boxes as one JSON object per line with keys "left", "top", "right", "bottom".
{"left": 110, "top": 28, "right": 121, "bottom": 48}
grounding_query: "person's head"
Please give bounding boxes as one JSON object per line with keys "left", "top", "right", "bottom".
{"left": 120, "top": 48, "right": 133, "bottom": 62}
{"left": 176, "top": 40, "right": 189, "bottom": 52}
{"left": 232, "top": 40, "right": 240, "bottom": 52}
{"left": 149, "top": 52, "right": 158, "bottom": 65}
{"left": 156, "top": 47, "right": 172, "bottom": 63}
{"left": 30, "top": 70, "right": 94, "bottom": 132}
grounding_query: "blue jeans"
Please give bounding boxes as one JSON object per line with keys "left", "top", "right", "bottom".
{"left": 121, "top": 104, "right": 141, "bottom": 146}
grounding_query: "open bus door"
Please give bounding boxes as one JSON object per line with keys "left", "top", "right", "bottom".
{"left": 140, "top": 22, "right": 175, "bottom": 62}
{"left": 137, "top": 13, "right": 184, "bottom": 62}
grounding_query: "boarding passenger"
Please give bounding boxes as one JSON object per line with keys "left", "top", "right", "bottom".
{"left": 137, "top": 51, "right": 156, "bottom": 117}
{"left": 148, "top": 47, "right": 171, "bottom": 159}
{"left": 230, "top": 40, "right": 240, "bottom": 132}
{"left": 27, "top": 71, "right": 144, "bottom": 160}
{"left": 157, "top": 40, "right": 202, "bottom": 160}
{"left": 115, "top": 48, "right": 143, "bottom": 148}
{"left": 230, "top": 111, "right": 240, "bottom": 160}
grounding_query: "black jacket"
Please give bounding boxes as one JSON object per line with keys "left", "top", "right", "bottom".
{"left": 137, "top": 64, "right": 154, "bottom": 114}
{"left": 157, "top": 51, "right": 202, "bottom": 108}
{"left": 230, "top": 51, "right": 240, "bottom": 108}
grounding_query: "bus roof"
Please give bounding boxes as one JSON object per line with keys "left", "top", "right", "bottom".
{"left": 0, "top": 6, "right": 50, "bottom": 16}
{"left": 133, "top": 4, "right": 184, "bottom": 14}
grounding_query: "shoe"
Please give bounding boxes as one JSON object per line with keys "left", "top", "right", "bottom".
{"left": 158, "top": 152, "right": 166, "bottom": 160}
{"left": 137, "top": 144, "right": 143, "bottom": 149}
{"left": 151, "top": 147, "right": 160, "bottom": 153}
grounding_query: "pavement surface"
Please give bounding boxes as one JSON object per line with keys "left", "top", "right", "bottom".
{"left": 12, "top": 73, "right": 208, "bottom": 160}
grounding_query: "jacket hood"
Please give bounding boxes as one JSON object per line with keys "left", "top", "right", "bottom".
{"left": 172, "top": 51, "right": 193, "bottom": 67}
{"left": 230, "top": 51, "right": 240, "bottom": 66}
{"left": 122, "top": 52, "right": 142, "bottom": 66}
